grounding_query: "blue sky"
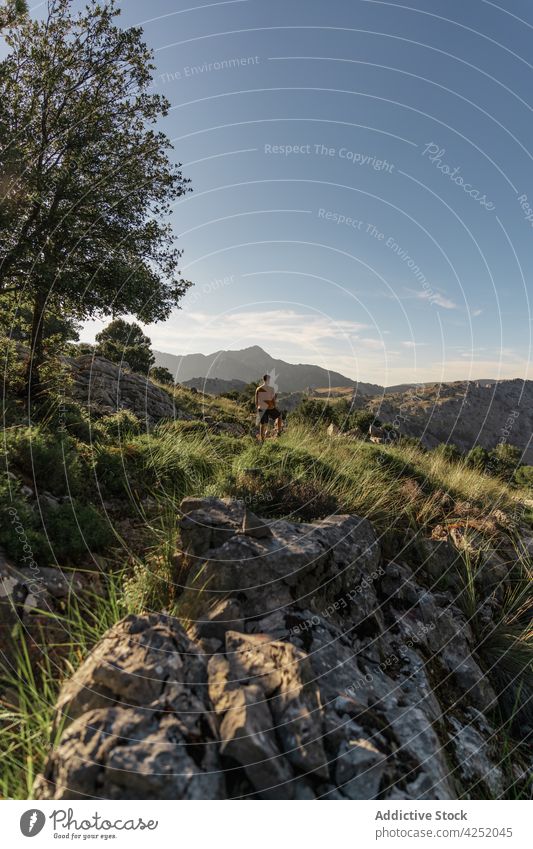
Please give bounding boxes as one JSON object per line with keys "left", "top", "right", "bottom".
{"left": 35, "top": 1, "right": 533, "bottom": 382}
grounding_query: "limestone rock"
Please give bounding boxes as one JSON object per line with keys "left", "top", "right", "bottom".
{"left": 33, "top": 497, "right": 514, "bottom": 801}
{"left": 69, "top": 355, "right": 176, "bottom": 422}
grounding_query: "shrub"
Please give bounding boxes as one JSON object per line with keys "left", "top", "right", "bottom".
{"left": 92, "top": 443, "right": 137, "bottom": 498}
{"left": 36, "top": 397, "right": 93, "bottom": 442}
{"left": 348, "top": 410, "right": 379, "bottom": 433}
{"left": 514, "top": 466, "right": 533, "bottom": 489}
{"left": 3, "top": 426, "right": 81, "bottom": 497}
{"left": 98, "top": 409, "right": 142, "bottom": 440}
{"left": 150, "top": 366, "right": 174, "bottom": 386}
{"left": 291, "top": 399, "right": 338, "bottom": 427}
{"left": 39, "top": 501, "right": 113, "bottom": 562}
{"left": 466, "top": 445, "right": 490, "bottom": 472}
{"left": 0, "top": 475, "right": 47, "bottom": 565}
{"left": 230, "top": 470, "right": 338, "bottom": 522}
{"left": 487, "top": 444, "right": 522, "bottom": 481}
{"left": 433, "top": 443, "right": 463, "bottom": 463}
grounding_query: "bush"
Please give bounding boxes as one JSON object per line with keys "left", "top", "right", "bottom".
{"left": 466, "top": 445, "right": 490, "bottom": 472}
{"left": 230, "top": 470, "right": 338, "bottom": 522}
{"left": 150, "top": 366, "right": 174, "bottom": 386}
{"left": 514, "top": 465, "right": 533, "bottom": 489}
{"left": 39, "top": 500, "right": 113, "bottom": 562}
{"left": 348, "top": 410, "right": 379, "bottom": 433}
{"left": 291, "top": 399, "right": 338, "bottom": 427}
{"left": 98, "top": 410, "right": 142, "bottom": 440}
{"left": 487, "top": 444, "right": 522, "bottom": 481}
{"left": 432, "top": 443, "right": 463, "bottom": 463}
{"left": 36, "top": 397, "right": 93, "bottom": 442}
{"left": 3, "top": 426, "right": 81, "bottom": 497}
{"left": 92, "top": 443, "right": 137, "bottom": 498}
{"left": 0, "top": 475, "right": 46, "bottom": 565}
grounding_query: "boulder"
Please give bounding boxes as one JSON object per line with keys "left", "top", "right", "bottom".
{"left": 69, "top": 355, "right": 176, "bottom": 422}
{"left": 33, "top": 497, "right": 512, "bottom": 800}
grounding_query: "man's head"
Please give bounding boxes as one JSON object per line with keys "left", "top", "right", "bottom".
{"left": 263, "top": 373, "right": 270, "bottom": 384}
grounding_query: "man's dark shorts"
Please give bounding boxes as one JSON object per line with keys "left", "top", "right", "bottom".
{"left": 260, "top": 408, "right": 281, "bottom": 424}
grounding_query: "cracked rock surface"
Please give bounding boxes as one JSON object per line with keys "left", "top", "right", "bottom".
{"left": 34, "top": 497, "right": 518, "bottom": 800}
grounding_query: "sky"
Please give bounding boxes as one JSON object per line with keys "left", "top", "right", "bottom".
{"left": 29, "top": 1, "right": 533, "bottom": 383}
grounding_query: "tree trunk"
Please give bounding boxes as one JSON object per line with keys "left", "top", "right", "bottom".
{"left": 26, "top": 287, "right": 47, "bottom": 402}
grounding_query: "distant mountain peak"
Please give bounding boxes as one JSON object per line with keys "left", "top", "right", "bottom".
{"left": 153, "top": 345, "right": 365, "bottom": 393}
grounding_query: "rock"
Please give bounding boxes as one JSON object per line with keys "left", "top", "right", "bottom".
{"left": 38, "top": 491, "right": 61, "bottom": 511}
{"left": 449, "top": 717, "right": 504, "bottom": 797}
{"left": 34, "top": 498, "right": 512, "bottom": 800}
{"left": 224, "top": 631, "right": 329, "bottom": 779}
{"left": 335, "top": 737, "right": 387, "bottom": 799}
{"left": 69, "top": 355, "right": 176, "bottom": 423}
{"left": 241, "top": 508, "right": 273, "bottom": 539}
{"left": 34, "top": 707, "right": 224, "bottom": 800}
{"left": 179, "top": 496, "right": 245, "bottom": 561}
{"left": 387, "top": 707, "right": 455, "bottom": 799}
{"left": 34, "top": 614, "right": 223, "bottom": 800}
{"left": 208, "top": 652, "right": 294, "bottom": 798}
{"left": 195, "top": 598, "right": 244, "bottom": 642}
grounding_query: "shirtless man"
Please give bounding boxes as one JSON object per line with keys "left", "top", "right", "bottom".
{"left": 255, "top": 373, "right": 282, "bottom": 441}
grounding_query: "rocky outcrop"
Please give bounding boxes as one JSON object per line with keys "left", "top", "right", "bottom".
{"left": 0, "top": 546, "right": 100, "bottom": 666}
{"left": 69, "top": 355, "right": 176, "bottom": 422}
{"left": 370, "top": 379, "right": 533, "bottom": 461}
{"left": 35, "top": 498, "right": 514, "bottom": 800}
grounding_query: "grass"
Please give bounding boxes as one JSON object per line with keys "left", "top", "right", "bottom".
{"left": 1, "top": 400, "right": 531, "bottom": 800}
{"left": 0, "top": 573, "right": 128, "bottom": 800}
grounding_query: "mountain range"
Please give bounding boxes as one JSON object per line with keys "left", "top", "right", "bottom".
{"left": 153, "top": 345, "right": 383, "bottom": 394}
{"left": 153, "top": 345, "right": 501, "bottom": 397}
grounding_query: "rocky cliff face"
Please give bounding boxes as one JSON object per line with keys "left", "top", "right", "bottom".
{"left": 34, "top": 497, "right": 517, "bottom": 800}
{"left": 370, "top": 379, "right": 533, "bottom": 462}
{"left": 68, "top": 355, "right": 176, "bottom": 422}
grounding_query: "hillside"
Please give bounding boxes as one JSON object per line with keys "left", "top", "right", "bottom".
{"left": 368, "top": 379, "right": 533, "bottom": 463}
{"left": 153, "top": 345, "right": 382, "bottom": 394}
{"left": 1, "top": 355, "right": 532, "bottom": 800}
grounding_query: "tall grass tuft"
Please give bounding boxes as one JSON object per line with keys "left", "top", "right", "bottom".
{"left": 0, "top": 574, "right": 127, "bottom": 800}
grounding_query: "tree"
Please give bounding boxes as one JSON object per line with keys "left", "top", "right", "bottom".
{"left": 150, "top": 365, "right": 174, "bottom": 386}
{"left": 0, "top": 0, "right": 27, "bottom": 29}
{"left": 95, "top": 319, "right": 154, "bottom": 374}
{"left": 0, "top": 0, "right": 191, "bottom": 398}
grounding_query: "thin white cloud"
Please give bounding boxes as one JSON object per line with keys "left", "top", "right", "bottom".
{"left": 404, "top": 287, "right": 458, "bottom": 310}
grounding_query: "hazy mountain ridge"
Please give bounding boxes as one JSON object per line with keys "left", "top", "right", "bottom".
{"left": 154, "top": 345, "right": 382, "bottom": 395}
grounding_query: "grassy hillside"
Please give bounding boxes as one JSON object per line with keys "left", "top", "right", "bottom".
{"left": 1, "top": 377, "right": 532, "bottom": 798}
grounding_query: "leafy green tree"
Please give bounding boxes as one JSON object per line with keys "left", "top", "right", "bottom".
{"left": 0, "top": 0, "right": 27, "bottom": 29}
{"left": 150, "top": 365, "right": 175, "bottom": 385}
{"left": 0, "top": 0, "right": 191, "bottom": 397}
{"left": 95, "top": 319, "right": 154, "bottom": 374}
